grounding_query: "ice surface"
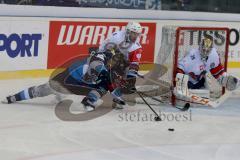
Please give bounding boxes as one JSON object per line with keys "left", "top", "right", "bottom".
{"left": 0, "top": 78, "right": 240, "bottom": 160}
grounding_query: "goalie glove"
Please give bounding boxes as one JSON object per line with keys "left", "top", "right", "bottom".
{"left": 217, "top": 73, "right": 239, "bottom": 91}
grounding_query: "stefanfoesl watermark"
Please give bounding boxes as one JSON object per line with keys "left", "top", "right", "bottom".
{"left": 118, "top": 109, "right": 192, "bottom": 122}
{"left": 49, "top": 55, "right": 193, "bottom": 122}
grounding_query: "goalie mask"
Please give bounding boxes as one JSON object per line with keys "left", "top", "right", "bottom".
{"left": 125, "top": 22, "right": 142, "bottom": 43}
{"left": 199, "top": 37, "right": 213, "bottom": 61}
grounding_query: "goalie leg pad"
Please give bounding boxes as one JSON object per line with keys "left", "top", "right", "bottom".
{"left": 174, "top": 73, "right": 189, "bottom": 96}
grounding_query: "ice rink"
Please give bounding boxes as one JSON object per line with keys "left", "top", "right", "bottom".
{"left": 1, "top": 78, "right": 240, "bottom": 160}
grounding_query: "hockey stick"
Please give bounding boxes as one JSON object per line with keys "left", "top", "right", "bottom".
{"left": 134, "top": 90, "right": 162, "bottom": 121}
{"left": 136, "top": 73, "right": 191, "bottom": 110}
{"left": 137, "top": 91, "right": 190, "bottom": 111}
{"left": 136, "top": 73, "right": 172, "bottom": 91}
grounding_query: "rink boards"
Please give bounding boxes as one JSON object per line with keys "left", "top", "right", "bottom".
{"left": 0, "top": 17, "right": 240, "bottom": 79}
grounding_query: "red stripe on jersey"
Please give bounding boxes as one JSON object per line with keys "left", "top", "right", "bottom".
{"left": 128, "top": 48, "right": 143, "bottom": 63}
{"left": 210, "top": 63, "right": 223, "bottom": 74}
{"left": 214, "top": 70, "right": 224, "bottom": 79}
{"left": 210, "top": 63, "right": 224, "bottom": 78}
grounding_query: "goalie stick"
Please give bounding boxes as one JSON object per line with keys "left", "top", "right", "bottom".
{"left": 137, "top": 73, "right": 239, "bottom": 108}
{"left": 136, "top": 73, "right": 190, "bottom": 110}
{"left": 174, "top": 73, "right": 240, "bottom": 108}
{"left": 176, "top": 89, "right": 235, "bottom": 108}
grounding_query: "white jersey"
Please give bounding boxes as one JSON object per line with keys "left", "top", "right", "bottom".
{"left": 99, "top": 30, "right": 142, "bottom": 64}
{"left": 178, "top": 48, "right": 224, "bottom": 84}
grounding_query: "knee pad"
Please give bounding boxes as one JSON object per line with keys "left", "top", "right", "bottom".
{"left": 30, "top": 83, "right": 53, "bottom": 98}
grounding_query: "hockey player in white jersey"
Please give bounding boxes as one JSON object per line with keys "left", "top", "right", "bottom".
{"left": 176, "top": 36, "right": 239, "bottom": 91}
{"left": 99, "top": 22, "right": 143, "bottom": 94}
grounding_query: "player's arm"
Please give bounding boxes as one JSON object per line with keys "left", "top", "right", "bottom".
{"left": 126, "top": 47, "right": 143, "bottom": 91}
{"left": 209, "top": 51, "right": 239, "bottom": 91}
{"left": 128, "top": 48, "right": 142, "bottom": 76}
{"left": 99, "top": 32, "right": 118, "bottom": 52}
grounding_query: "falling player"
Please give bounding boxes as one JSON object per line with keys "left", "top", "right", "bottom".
{"left": 176, "top": 36, "right": 239, "bottom": 91}
{"left": 2, "top": 51, "right": 129, "bottom": 112}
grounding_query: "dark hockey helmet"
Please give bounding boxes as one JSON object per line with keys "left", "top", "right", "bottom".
{"left": 107, "top": 53, "right": 129, "bottom": 76}
{"left": 111, "top": 53, "right": 129, "bottom": 69}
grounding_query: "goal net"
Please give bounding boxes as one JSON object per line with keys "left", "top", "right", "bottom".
{"left": 125, "top": 26, "right": 230, "bottom": 106}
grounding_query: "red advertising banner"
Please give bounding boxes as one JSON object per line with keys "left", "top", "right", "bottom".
{"left": 47, "top": 21, "right": 156, "bottom": 69}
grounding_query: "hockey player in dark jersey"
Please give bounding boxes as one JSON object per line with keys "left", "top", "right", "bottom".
{"left": 2, "top": 51, "right": 129, "bottom": 112}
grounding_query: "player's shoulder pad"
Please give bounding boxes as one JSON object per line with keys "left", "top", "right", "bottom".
{"left": 112, "top": 30, "right": 122, "bottom": 36}
{"left": 112, "top": 32, "right": 117, "bottom": 36}
{"left": 108, "top": 31, "right": 122, "bottom": 42}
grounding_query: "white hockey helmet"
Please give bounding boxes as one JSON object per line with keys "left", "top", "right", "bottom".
{"left": 125, "top": 22, "right": 142, "bottom": 42}
{"left": 126, "top": 22, "right": 142, "bottom": 34}
{"left": 199, "top": 36, "right": 213, "bottom": 61}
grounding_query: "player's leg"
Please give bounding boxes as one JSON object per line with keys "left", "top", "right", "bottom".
{"left": 50, "top": 67, "right": 108, "bottom": 112}
{"left": 2, "top": 69, "right": 73, "bottom": 104}
{"left": 2, "top": 83, "right": 54, "bottom": 104}
{"left": 81, "top": 88, "right": 107, "bottom": 112}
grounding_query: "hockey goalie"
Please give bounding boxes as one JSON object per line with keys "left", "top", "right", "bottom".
{"left": 174, "top": 36, "right": 239, "bottom": 107}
